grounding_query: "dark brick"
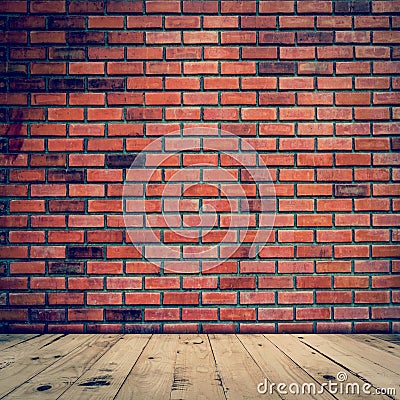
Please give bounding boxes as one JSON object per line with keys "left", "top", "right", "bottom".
{"left": 49, "top": 47, "right": 86, "bottom": 60}
{"left": 105, "top": 309, "right": 142, "bottom": 322}
{"left": 69, "top": 0, "right": 105, "bottom": 14}
{"left": 392, "top": 138, "right": 400, "bottom": 151}
{"left": 7, "top": 138, "right": 24, "bottom": 150}
{"left": 30, "top": 154, "right": 66, "bottom": 167}
{"left": 49, "top": 200, "right": 85, "bottom": 213}
{"left": 126, "top": 324, "right": 161, "bottom": 333}
{"left": 298, "top": 62, "right": 333, "bottom": 75}
{"left": 0, "top": 48, "right": 6, "bottom": 60}
{"left": 259, "top": 62, "right": 295, "bottom": 75}
{"left": 393, "top": 48, "right": 400, "bottom": 60}
{"left": 0, "top": 139, "right": 6, "bottom": 152}
{"left": 88, "top": 78, "right": 124, "bottom": 91}
{"left": 107, "top": 0, "right": 143, "bottom": 13}
{"left": 0, "top": 310, "right": 27, "bottom": 323}
{"left": 68, "top": 32, "right": 105, "bottom": 45}
{"left": 9, "top": 48, "right": 46, "bottom": 60}
{"left": 48, "top": 16, "right": 86, "bottom": 30}
{"left": 86, "top": 324, "right": 122, "bottom": 333}
{"left": 259, "top": 32, "right": 295, "bottom": 45}
{"left": 49, "top": 262, "right": 84, "bottom": 275}
{"left": 49, "top": 78, "right": 85, "bottom": 91}
{"left": 0, "top": 262, "right": 6, "bottom": 276}
{"left": 335, "top": 0, "right": 370, "bottom": 13}
{"left": 106, "top": 154, "right": 138, "bottom": 168}
{"left": 8, "top": 139, "right": 24, "bottom": 152}
{"left": 9, "top": 16, "right": 46, "bottom": 29}
{"left": 0, "top": 231, "right": 6, "bottom": 244}
{"left": 0, "top": 79, "right": 5, "bottom": 91}
{"left": 0, "top": 108, "right": 6, "bottom": 121}
{"left": 0, "top": 63, "right": 28, "bottom": 76}
{"left": 48, "top": 169, "right": 84, "bottom": 183}
{"left": 297, "top": 32, "right": 334, "bottom": 44}
{"left": 0, "top": 201, "right": 7, "bottom": 214}
{"left": 67, "top": 246, "right": 104, "bottom": 259}
{"left": 334, "top": 184, "right": 370, "bottom": 198}
{"left": 0, "top": 170, "right": 6, "bottom": 183}
{"left": 1, "top": 123, "right": 25, "bottom": 136}
{"left": 230, "top": 247, "right": 255, "bottom": 259}
{"left": 30, "top": 309, "right": 66, "bottom": 322}
{"left": 10, "top": 108, "right": 44, "bottom": 122}
{"left": 9, "top": 78, "right": 45, "bottom": 91}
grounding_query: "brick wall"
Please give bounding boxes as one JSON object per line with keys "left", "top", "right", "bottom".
{"left": 0, "top": 0, "right": 399, "bottom": 334}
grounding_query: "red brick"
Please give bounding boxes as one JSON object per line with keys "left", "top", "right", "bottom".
{"left": 107, "top": 0, "right": 142, "bottom": 13}
{"left": 297, "top": 308, "right": 331, "bottom": 320}
{"left": 334, "top": 307, "right": 369, "bottom": 320}
{"left": 204, "top": 47, "right": 239, "bottom": 60}
{"left": 164, "top": 292, "right": 199, "bottom": 305}
{"left": 278, "top": 292, "right": 313, "bottom": 304}
{"left": 221, "top": 1, "right": 256, "bottom": 13}
{"left": 280, "top": 108, "right": 315, "bottom": 121}
{"left": 88, "top": 16, "right": 124, "bottom": 29}
{"left": 184, "top": 31, "right": 218, "bottom": 44}
{"left": 126, "top": 293, "right": 160, "bottom": 305}
{"left": 183, "top": 1, "right": 218, "bottom": 13}
{"left": 317, "top": 291, "right": 352, "bottom": 304}
{"left": 318, "top": 77, "right": 352, "bottom": 90}
{"left": 280, "top": 47, "right": 315, "bottom": 60}
{"left": 204, "top": 16, "right": 238, "bottom": 28}
{"left": 146, "top": 1, "right": 180, "bottom": 13}
{"left": 182, "top": 309, "right": 217, "bottom": 321}
{"left": 260, "top": 1, "right": 294, "bottom": 14}
{"left": 259, "top": 308, "right": 293, "bottom": 321}
{"left": 69, "top": 309, "right": 103, "bottom": 321}
{"left": 221, "top": 32, "right": 256, "bottom": 44}
{"left": 220, "top": 308, "right": 256, "bottom": 321}
{"left": 221, "top": 62, "right": 256, "bottom": 75}
{"left": 127, "top": 16, "right": 162, "bottom": 28}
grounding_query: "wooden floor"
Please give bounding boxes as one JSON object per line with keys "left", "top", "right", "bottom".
{"left": 0, "top": 334, "right": 399, "bottom": 399}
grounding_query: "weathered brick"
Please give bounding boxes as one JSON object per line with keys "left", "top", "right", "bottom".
{"left": 105, "top": 309, "right": 142, "bottom": 321}
{"left": 67, "top": 246, "right": 104, "bottom": 259}
{"left": 259, "top": 62, "right": 295, "bottom": 75}
{"left": 335, "top": 0, "right": 370, "bottom": 13}
{"left": 0, "top": 0, "right": 397, "bottom": 335}
{"left": 49, "top": 262, "right": 84, "bottom": 274}
{"left": 334, "top": 184, "right": 370, "bottom": 198}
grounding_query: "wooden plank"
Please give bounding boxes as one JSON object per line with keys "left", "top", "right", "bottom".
{"left": 0, "top": 334, "right": 39, "bottom": 351}
{"left": 169, "top": 334, "right": 226, "bottom": 400}
{"left": 0, "top": 334, "right": 87, "bottom": 398}
{"left": 266, "top": 334, "right": 389, "bottom": 400}
{"left": 0, "top": 334, "right": 71, "bottom": 396}
{"left": 373, "top": 334, "right": 400, "bottom": 347}
{"left": 299, "top": 334, "right": 400, "bottom": 375}
{"left": 350, "top": 334, "right": 400, "bottom": 358}
{"left": 115, "top": 334, "right": 179, "bottom": 400}
{"left": 296, "top": 334, "right": 400, "bottom": 397}
{"left": 3, "top": 334, "right": 122, "bottom": 400}
{"left": 238, "top": 334, "right": 333, "bottom": 400}
{"left": 0, "top": 334, "right": 62, "bottom": 361}
{"left": 209, "top": 334, "right": 278, "bottom": 400}
{"left": 58, "top": 335, "right": 150, "bottom": 400}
